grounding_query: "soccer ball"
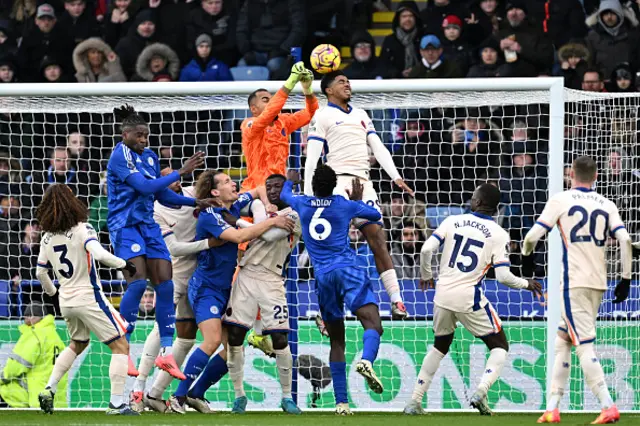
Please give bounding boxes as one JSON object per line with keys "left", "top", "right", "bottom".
{"left": 310, "top": 44, "right": 341, "bottom": 74}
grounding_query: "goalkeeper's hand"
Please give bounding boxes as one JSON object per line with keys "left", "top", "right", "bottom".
{"left": 613, "top": 278, "right": 631, "bottom": 303}
{"left": 300, "top": 69, "right": 314, "bottom": 95}
{"left": 284, "top": 61, "right": 306, "bottom": 91}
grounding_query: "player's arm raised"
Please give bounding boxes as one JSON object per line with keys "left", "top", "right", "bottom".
{"left": 304, "top": 116, "right": 326, "bottom": 195}
{"left": 610, "top": 208, "right": 633, "bottom": 303}
{"left": 366, "top": 125, "right": 414, "bottom": 197}
{"left": 242, "top": 185, "right": 276, "bottom": 214}
{"left": 282, "top": 69, "right": 319, "bottom": 135}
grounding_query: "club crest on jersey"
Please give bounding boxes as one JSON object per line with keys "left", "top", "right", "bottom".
{"left": 131, "top": 243, "right": 141, "bottom": 253}
{"left": 210, "top": 306, "right": 219, "bottom": 315}
{"left": 148, "top": 157, "right": 154, "bottom": 166}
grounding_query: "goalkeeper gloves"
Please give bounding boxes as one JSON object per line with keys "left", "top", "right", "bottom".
{"left": 300, "top": 69, "right": 314, "bottom": 95}
{"left": 284, "top": 61, "right": 306, "bottom": 91}
{"left": 613, "top": 278, "right": 631, "bottom": 303}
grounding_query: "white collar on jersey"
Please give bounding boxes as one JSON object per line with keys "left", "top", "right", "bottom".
{"left": 327, "top": 102, "right": 352, "bottom": 114}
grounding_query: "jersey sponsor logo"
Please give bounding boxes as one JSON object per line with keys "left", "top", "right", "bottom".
{"left": 131, "top": 243, "right": 141, "bottom": 253}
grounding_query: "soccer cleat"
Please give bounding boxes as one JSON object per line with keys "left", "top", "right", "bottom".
{"left": 356, "top": 359, "right": 383, "bottom": 394}
{"left": 144, "top": 394, "right": 168, "bottom": 413}
{"left": 155, "top": 354, "right": 186, "bottom": 380}
{"left": 127, "top": 356, "right": 139, "bottom": 377}
{"left": 335, "top": 402, "right": 353, "bottom": 415}
{"left": 591, "top": 405, "right": 620, "bottom": 424}
{"left": 315, "top": 314, "right": 329, "bottom": 337}
{"left": 403, "top": 400, "right": 425, "bottom": 415}
{"left": 470, "top": 393, "right": 493, "bottom": 416}
{"left": 105, "top": 403, "right": 140, "bottom": 415}
{"left": 186, "top": 396, "right": 213, "bottom": 413}
{"left": 280, "top": 397, "right": 302, "bottom": 415}
{"left": 167, "top": 395, "right": 186, "bottom": 414}
{"left": 392, "top": 301, "right": 408, "bottom": 320}
{"left": 231, "top": 396, "right": 248, "bottom": 414}
{"left": 247, "top": 330, "right": 275, "bottom": 358}
{"left": 537, "top": 408, "right": 561, "bottom": 423}
{"left": 129, "top": 391, "right": 144, "bottom": 413}
{"left": 38, "top": 388, "right": 55, "bottom": 414}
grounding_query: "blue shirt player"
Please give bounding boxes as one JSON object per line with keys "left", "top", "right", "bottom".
{"left": 107, "top": 104, "right": 208, "bottom": 381}
{"left": 170, "top": 170, "right": 293, "bottom": 412}
{"left": 280, "top": 164, "right": 384, "bottom": 415}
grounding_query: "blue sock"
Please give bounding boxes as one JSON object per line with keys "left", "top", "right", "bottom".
{"left": 188, "top": 354, "right": 228, "bottom": 398}
{"left": 119, "top": 279, "right": 147, "bottom": 340}
{"left": 330, "top": 361, "right": 348, "bottom": 404}
{"left": 362, "top": 329, "right": 381, "bottom": 363}
{"left": 175, "top": 347, "right": 209, "bottom": 397}
{"left": 155, "top": 280, "right": 176, "bottom": 348}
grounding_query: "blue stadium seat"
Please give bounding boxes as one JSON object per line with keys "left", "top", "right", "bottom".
{"left": 230, "top": 66, "right": 270, "bottom": 81}
{"left": 0, "top": 280, "right": 12, "bottom": 317}
{"left": 425, "top": 206, "right": 467, "bottom": 228}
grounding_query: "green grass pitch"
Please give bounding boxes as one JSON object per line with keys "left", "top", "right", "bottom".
{"left": 3, "top": 411, "right": 640, "bottom": 426}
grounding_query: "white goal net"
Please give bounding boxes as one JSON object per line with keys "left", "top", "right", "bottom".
{"left": 0, "top": 79, "right": 636, "bottom": 412}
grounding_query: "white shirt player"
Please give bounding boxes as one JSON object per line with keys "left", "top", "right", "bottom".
{"left": 304, "top": 103, "right": 401, "bottom": 195}
{"left": 36, "top": 222, "right": 126, "bottom": 307}
{"left": 421, "top": 212, "right": 529, "bottom": 313}
{"left": 523, "top": 188, "right": 632, "bottom": 290}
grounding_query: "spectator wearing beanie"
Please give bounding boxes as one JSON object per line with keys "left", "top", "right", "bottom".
{"left": 186, "top": 0, "right": 238, "bottom": 67}
{"left": 467, "top": 37, "right": 502, "bottom": 77}
{"left": 179, "top": 33, "right": 233, "bottom": 82}
{"left": 420, "top": 0, "right": 469, "bottom": 36}
{"left": 73, "top": 37, "right": 126, "bottom": 82}
{"left": 39, "top": 55, "right": 73, "bottom": 82}
{"left": 134, "top": 42, "right": 179, "bottom": 82}
{"left": 115, "top": 9, "right": 157, "bottom": 79}
{"left": 103, "top": 0, "right": 135, "bottom": 48}
{"left": 0, "top": 58, "right": 17, "bottom": 82}
{"left": 408, "top": 34, "right": 463, "bottom": 78}
{"left": 380, "top": 1, "right": 422, "bottom": 78}
{"left": 555, "top": 41, "right": 589, "bottom": 90}
{"left": 607, "top": 62, "right": 637, "bottom": 92}
{"left": 344, "top": 30, "right": 390, "bottom": 80}
{"left": 58, "top": 0, "right": 100, "bottom": 46}
{"left": 440, "top": 15, "right": 473, "bottom": 76}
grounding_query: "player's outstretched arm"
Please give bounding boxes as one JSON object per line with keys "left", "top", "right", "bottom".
{"left": 85, "top": 239, "right": 127, "bottom": 269}
{"left": 521, "top": 222, "right": 550, "bottom": 256}
{"left": 124, "top": 152, "right": 205, "bottom": 197}
{"left": 282, "top": 69, "right": 319, "bottom": 134}
{"left": 303, "top": 139, "right": 323, "bottom": 195}
{"left": 367, "top": 131, "right": 414, "bottom": 197}
{"left": 494, "top": 267, "right": 543, "bottom": 298}
{"left": 219, "top": 215, "right": 295, "bottom": 244}
{"left": 164, "top": 233, "right": 223, "bottom": 257}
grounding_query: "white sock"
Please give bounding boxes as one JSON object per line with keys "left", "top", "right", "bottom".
{"left": 227, "top": 345, "right": 246, "bottom": 398}
{"left": 274, "top": 346, "right": 293, "bottom": 399}
{"left": 110, "top": 354, "right": 128, "bottom": 407}
{"left": 380, "top": 269, "right": 401, "bottom": 303}
{"left": 254, "top": 319, "right": 263, "bottom": 336}
{"left": 149, "top": 338, "right": 195, "bottom": 399}
{"left": 547, "top": 337, "right": 572, "bottom": 411}
{"left": 160, "top": 346, "right": 173, "bottom": 357}
{"left": 576, "top": 343, "right": 613, "bottom": 409}
{"left": 475, "top": 348, "right": 508, "bottom": 398}
{"left": 412, "top": 347, "right": 444, "bottom": 402}
{"left": 47, "top": 347, "right": 77, "bottom": 393}
{"left": 134, "top": 324, "right": 161, "bottom": 393}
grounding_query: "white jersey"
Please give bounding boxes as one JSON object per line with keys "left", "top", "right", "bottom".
{"left": 37, "top": 222, "right": 105, "bottom": 307}
{"left": 432, "top": 213, "right": 512, "bottom": 313}
{"left": 307, "top": 104, "right": 376, "bottom": 180}
{"left": 240, "top": 207, "right": 302, "bottom": 280}
{"left": 154, "top": 185, "right": 197, "bottom": 278}
{"left": 536, "top": 188, "right": 625, "bottom": 291}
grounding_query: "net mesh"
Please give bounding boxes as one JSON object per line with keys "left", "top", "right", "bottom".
{"left": 0, "top": 86, "right": 636, "bottom": 411}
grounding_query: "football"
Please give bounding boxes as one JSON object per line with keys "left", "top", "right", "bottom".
{"left": 310, "top": 44, "right": 341, "bottom": 74}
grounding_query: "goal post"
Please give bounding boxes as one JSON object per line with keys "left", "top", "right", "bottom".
{"left": 7, "top": 77, "right": 635, "bottom": 412}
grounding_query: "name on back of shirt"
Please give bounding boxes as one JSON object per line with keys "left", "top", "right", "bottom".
{"left": 311, "top": 199, "right": 332, "bottom": 207}
{"left": 571, "top": 192, "right": 604, "bottom": 205}
{"left": 454, "top": 220, "right": 492, "bottom": 238}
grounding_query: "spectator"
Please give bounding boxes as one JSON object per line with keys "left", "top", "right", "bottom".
{"left": 597, "top": 147, "right": 639, "bottom": 228}
{"left": 581, "top": 67, "right": 606, "bottom": 92}
{"left": 103, "top": 0, "right": 134, "bottom": 48}
{"left": 88, "top": 172, "right": 108, "bottom": 238}
{"left": 0, "top": 223, "right": 41, "bottom": 282}
{"left": 381, "top": 192, "right": 427, "bottom": 236}
{"left": 466, "top": 0, "right": 503, "bottom": 43}
{"left": 39, "top": 55, "right": 72, "bottom": 83}
{"left": 0, "top": 58, "right": 15, "bottom": 82}
{"left": 17, "top": 4, "right": 74, "bottom": 82}
{"left": 31, "top": 147, "right": 88, "bottom": 206}
{"left": 390, "top": 220, "right": 423, "bottom": 280}
{"left": 606, "top": 62, "right": 637, "bottom": 93}
{"left": 343, "top": 30, "right": 390, "bottom": 79}
{"left": 10, "top": 0, "right": 36, "bottom": 36}
{"left": 0, "top": 152, "right": 23, "bottom": 195}
{"left": 179, "top": 34, "right": 233, "bottom": 82}
{"left": 392, "top": 116, "right": 430, "bottom": 197}
{"left": 0, "top": 304, "right": 67, "bottom": 408}
{"left": 420, "top": 0, "right": 468, "bottom": 36}
{"left": 72, "top": 37, "right": 126, "bottom": 82}
{"left": 0, "top": 19, "right": 18, "bottom": 61}
{"left": 585, "top": 0, "right": 640, "bottom": 78}
{"left": 186, "top": 0, "right": 237, "bottom": 67}
{"left": 527, "top": 0, "right": 587, "bottom": 48}
{"left": 236, "top": 0, "right": 305, "bottom": 78}
{"left": 303, "top": 0, "right": 344, "bottom": 64}
{"left": 58, "top": 0, "right": 100, "bottom": 46}
{"left": 494, "top": 1, "right": 554, "bottom": 77}
{"left": 115, "top": 9, "right": 157, "bottom": 79}
{"left": 440, "top": 15, "right": 473, "bottom": 76}
{"left": 0, "top": 196, "right": 21, "bottom": 253}
{"left": 556, "top": 41, "right": 590, "bottom": 90}
{"left": 66, "top": 131, "right": 100, "bottom": 192}
{"left": 152, "top": 0, "right": 192, "bottom": 66}
{"left": 408, "top": 34, "right": 463, "bottom": 78}
{"left": 380, "top": 1, "right": 422, "bottom": 78}
{"left": 134, "top": 42, "right": 180, "bottom": 81}
{"left": 467, "top": 37, "right": 501, "bottom": 77}
{"left": 138, "top": 286, "right": 155, "bottom": 319}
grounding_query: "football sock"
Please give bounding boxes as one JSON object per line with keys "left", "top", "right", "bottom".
{"left": 412, "top": 347, "right": 444, "bottom": 402}
{"left": 547, "top": 336, "right": 572, "bottom": 411}
{"left": 274, "top": 346, "right": 293, "bottom": 399}
{"left": 227, "top": 345, "right": 246, "bottom": 398}
{"left": 134, "top": 323, "right": 160, "bottom": 393}
{"left": 109, "top": 354, "right": 128, "bottom": 408}
{"left": 119, "top": 279, "right": 147, "bottom": 340}
{"left": 576, "top": 343, "right": 613, "bottom": 409}
{"left": 154, "top": 280, "right": 176, "bottom": 348}
{"left": 330, "top": 361, "right": 348, "bottom": 404}
{"left": 475, "top": 348, "right": 508, "bottom": 398}
{"left": 362, "top": 329, "right": 381, "bottom": 363}
{"left": 189, "top": 353, "right": 228, "bottom": 398}
{"left": 174, "top": 347, "right": 208, "bottom": 398}
{"left": 47, "top": 347, "right": 77, "bottom": 393}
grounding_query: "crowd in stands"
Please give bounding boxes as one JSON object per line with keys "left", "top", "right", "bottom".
{"left": 0, "top": 0, "right": 639, "bottom": 317}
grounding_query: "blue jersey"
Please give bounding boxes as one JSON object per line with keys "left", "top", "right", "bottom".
{"left": 192, "top": 193, "right": 254, "bottom": 290}
{"left": 106, "top": 142, "right": 161, "bottom": 231}
{"left": 280, "top": 180, "right": 381, "bottom": 274}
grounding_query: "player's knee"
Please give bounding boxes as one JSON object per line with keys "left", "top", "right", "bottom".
{"left": 226, "top": 326, "right": 246, "bottom": 347}
{"left": 177, "top": 320, "right": 197, "bottom": 339}
{"left": 434, "top": 334, "right": 454, "bottom": 355}
{"left": 108, "top": 337, "right": 129, "bottom": 355}
{"left": 483, "top": 332, "right": 509, "bottom": 352}
{"left": 270, "top": 332, "right": 289, "bottom": 350}
{"left": 70, "top": 340, "right": 88, "bottom": 355}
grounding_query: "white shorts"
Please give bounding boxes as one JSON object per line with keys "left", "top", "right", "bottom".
{"left": 223, "top": 266, "right": 289, "bottom": 333}
{"left": 173, "top": 269, "right": 195, "bottom": 321}
{"left": 61, "top": 299, "right": 128, "bottom": 344}
{"left": 559, "top": 287, "right": 603, "bottom": 346}
{"left": 433, "top": 302, "right": 502, "bottom": 338}
{"left": 333, "top": 175, "right": 382, "bottom": 228}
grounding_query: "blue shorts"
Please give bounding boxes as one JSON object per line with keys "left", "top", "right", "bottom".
{"left": 188, "top": 276, "right": 231, "bottom": 325}
{"left": 315, "top": 266, "right": 377, "bottom": 323}
{"left": 110, "top": 222, "right": 171, "bottom": 262}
